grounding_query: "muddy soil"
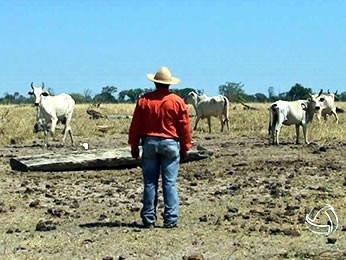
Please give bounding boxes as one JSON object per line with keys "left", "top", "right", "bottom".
{"left": 0, "top": 134, "right": 345, "bottom": 259}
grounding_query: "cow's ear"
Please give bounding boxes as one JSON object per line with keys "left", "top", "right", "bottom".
{"left": 301, "top": 103, "right": 307, "bottom": 111}
{"left": 28, "top": 91, "right": 34, "bottom": 95}
{"left": 41, "top": 92, "right": 49, "bottom": 96}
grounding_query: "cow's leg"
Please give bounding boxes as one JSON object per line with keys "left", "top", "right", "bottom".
{"left": 270, "top": 122, "right": 276, "bottom": 145}
{"left": 219, "top": 115, "right": 224, "bottom": 132}
{"left": 221, "top": 115, "right": 229, "bottom": 132}
{"left": 225, "top": 118, "right": 230, "bottom": 132}
{"left": 274, "top": 127, "right": 281, "bottom": 145}
{"left": 274, "top": 118, "right": 284, "bottom": 145}
{"left": 193, "top": 116, "right": 200, "bottom": 131}
{"left": 331, "top": 109, "right": 339, "bottom": 124}
{"left": 62, "top": 114, "right": 74, "bottom": 146}
{"left": 50, "top": 117, "right": 58, "bottom": 142}
{"left": 270, "top": 122, "right": 274, "bottom": 144}
{"left": 301, "top": 124, "right": 309, "bottom": 144}
{"left": 323, "top": 113, "right": 328, "bottom": 121}
{"left": 43, "top": 129, "right": 49, "bottom": 147}
{"left": 62, "top": 125, "right": 74, "bottom": 146}
{"left": 207, "top": 117, "right": 212, "bottom": 133}
{"left": 268, "top": 111, "right": 272, "bottom": 136}
{"left": 68, "top": 128, "right": 74, "bottom": 146}
{"left": 295, "top": 125, "right": 301, "bottom": 144}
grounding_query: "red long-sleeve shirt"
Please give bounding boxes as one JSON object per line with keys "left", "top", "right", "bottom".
{"left": 128, "top": 88, "right": 192, "bottom": 153}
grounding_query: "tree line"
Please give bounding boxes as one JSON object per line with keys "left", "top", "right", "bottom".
{"left": 1, "top": 82, "right": 345, "bottom": 104}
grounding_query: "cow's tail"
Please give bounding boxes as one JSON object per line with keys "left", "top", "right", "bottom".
{"left": 268, "top": 103, "right": 278, "bottom": 135}
{"left": 222, "top": 96, "right": 230, "bottom": 129}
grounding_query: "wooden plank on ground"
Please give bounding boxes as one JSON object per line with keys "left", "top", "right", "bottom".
{"left": 9, "top": 145, "right": 213, "bottom": 172}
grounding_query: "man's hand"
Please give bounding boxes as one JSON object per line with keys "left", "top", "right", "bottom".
{"left": 131, "top": 146, "right": 140, "bottom": 159}
{"left": 180, "top": 150, "right": 187, "bottom": 163}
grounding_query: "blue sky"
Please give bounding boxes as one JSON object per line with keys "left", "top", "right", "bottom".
{"left": 1, "top": 0, "right": 345, "bottom": 98}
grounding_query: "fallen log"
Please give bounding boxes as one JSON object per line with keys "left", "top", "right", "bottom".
{"left": 96, "top": 125, "right": 110, "bottom": 133}
{"left": 107, "top": 115, "right": 133, "bottom": 120}
{"left": 240, "top": 102, "right": 258, "bottom": 110}
{"left": 9, "top": 145, "right": 213, "bottom": 172}
{"left": 86, "top": 109, "right": 108, "bottom": 119}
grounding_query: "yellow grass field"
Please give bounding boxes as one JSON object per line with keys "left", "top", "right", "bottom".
{"left": 0, "top": 102, "right": 346, "bottom": 259}
{"left": 0, "top": 102, "right": 345, "bottom": 145}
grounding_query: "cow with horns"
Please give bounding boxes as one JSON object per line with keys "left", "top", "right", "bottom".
{"left": 28, "top": 82, "right": 75, "bottom": 146}
{"left": 268, "top": 90, "right": 323, "bottom": 145}
{"left": 184, "top": 91, "right": 230, "bottom": 133}
{"left": 313, "top": 89, "right": 339, "bottom": 124}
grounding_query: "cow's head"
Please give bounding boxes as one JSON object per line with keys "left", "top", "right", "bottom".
{"left": 307, "top": 92, "right": 322, "bottom": 112}
{"left": 184, "top": 91, "right": 199, "bottom": 106}
{"left": 28, "top": 82, "right": 50, "bottom": 106}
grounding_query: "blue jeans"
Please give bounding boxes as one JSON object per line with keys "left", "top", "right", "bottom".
{"left": 140, "top": 136, "right": 180, "bottom": 226}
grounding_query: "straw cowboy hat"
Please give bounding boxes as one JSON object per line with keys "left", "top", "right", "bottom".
{"left": 146, "top": 66, "right": 180, "bottom": 85}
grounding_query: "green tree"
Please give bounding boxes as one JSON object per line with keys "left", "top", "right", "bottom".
{"left": 126, "top": 88, "right": 144, "bottom": 103}
{"left": 286, "top": 83, "right": 312, "bottom": 100}
{"left": 94, "top": 92, "right": 116, "bottom": 103}
{"left": 2, "top": 92, "right": 28, "bottom": 104}
{"left": 278, "top": 91, "right": 288, "bottom": 99}
{"left": 94, "top": 85, "right": 118, "bottom": 103}
{"left": 118, "top": 88, "right": 144, "bottom": 103}
{"left": 69, "top": 93, "right": 86, "bottom": 103}
{"left": 218, "top": 82, "right": 246, "bottom": 102}
{"left": 83, "top": 88, "right": 93, "bottom": 103}
{"left": 102, "top": 85, "right": 117, "bottom": 95}
{"left": 254, "top": 93, "right": 268, "bottom": 102}
{"left": 338, "top": 91, "right": 346, "bottom": 101}
{"left": 118, "top": 90, "right": 128, "bottom": 102}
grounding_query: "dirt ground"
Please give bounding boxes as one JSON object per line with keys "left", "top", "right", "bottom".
{"left": 0, "top": 132, "right": 346, "bottom": 259}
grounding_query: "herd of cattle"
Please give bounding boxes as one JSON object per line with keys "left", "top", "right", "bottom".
{"left": 27, "top": 82, "right": 339, "bottom": 147}
{"left": 268, "top": 89, "right": 338, "bottom": 145}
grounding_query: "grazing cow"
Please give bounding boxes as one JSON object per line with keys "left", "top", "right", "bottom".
{"left": 184, "top": 91, "right": 230, "bottom": 133}
{"left": 268, "top": 93, "right": 322, "bottom": 145}
{"left": 28, "top": 82, "right": 75, "bottom": 146}
{"left": 313, "top": 89, "right": 339, "bottom": 124}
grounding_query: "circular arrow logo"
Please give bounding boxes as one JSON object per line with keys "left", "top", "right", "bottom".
{"left": 305, "top": 204, "right": 338, "bottom": 236}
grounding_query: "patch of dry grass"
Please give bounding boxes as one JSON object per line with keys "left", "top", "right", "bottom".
{"left": 1, "top": 102, "right": 346, "bottom": 145}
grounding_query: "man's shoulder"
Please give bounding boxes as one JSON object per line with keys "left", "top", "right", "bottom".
{"left": 168, "top": 92, "right": 184, "bottom": 101}
{"left": 139, "top": 90, "right": 184, "bottom": 104}
{"left": 139, "top": 91, "right": 155, "bottom": 100}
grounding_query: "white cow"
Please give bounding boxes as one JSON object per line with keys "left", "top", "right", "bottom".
{"left": 268, "top": 93, "right": 322, "bottom": 145}
{"left": 28, "top": 82, "right": 75, "bottom": 146}
{"left": 313, "top": 90, "right": 339, "bottom": 124}
{"left": 184, "top": 91, "right": 230, "bottom": 133}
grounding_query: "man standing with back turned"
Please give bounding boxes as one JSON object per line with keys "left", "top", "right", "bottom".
{"left": 128, "top": 66, "right": 192, "bottom": 228}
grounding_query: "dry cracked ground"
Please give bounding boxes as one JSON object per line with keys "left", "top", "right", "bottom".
{"left": 0, "top": 133, "right": 346, "bottom": 259}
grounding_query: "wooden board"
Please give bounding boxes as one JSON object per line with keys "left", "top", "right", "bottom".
{"left": 9, "top": 146, "right": 213, "bottom": 172}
